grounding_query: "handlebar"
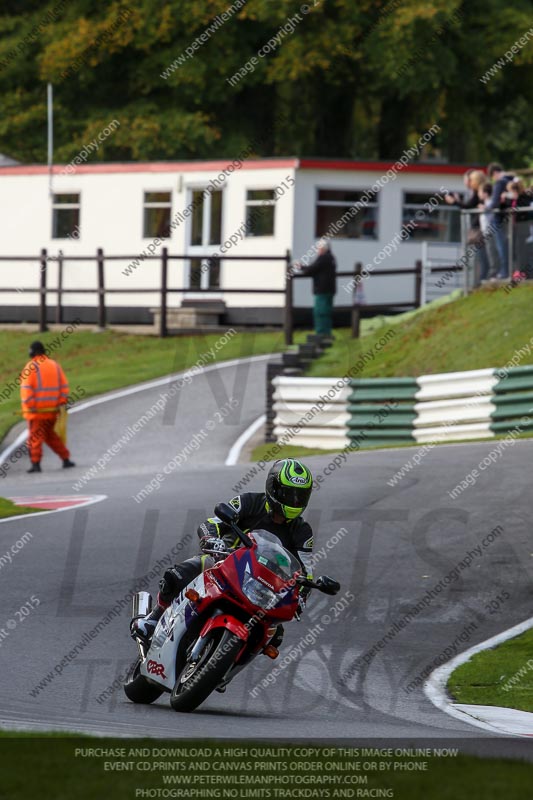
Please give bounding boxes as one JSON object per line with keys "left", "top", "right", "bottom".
{"left": 296, "top": 574, "right": 341, "bottom": 596}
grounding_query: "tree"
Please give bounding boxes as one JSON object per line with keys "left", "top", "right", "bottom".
{"left": 0, "top": 0, "right": 532, "bottom": 166}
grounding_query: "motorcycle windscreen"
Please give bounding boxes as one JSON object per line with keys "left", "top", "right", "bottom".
{"left": 249, "top": 529, "right": 301, "bottom": 579}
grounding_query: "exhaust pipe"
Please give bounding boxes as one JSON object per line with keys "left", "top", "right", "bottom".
{"left": 132, "top": 592, "right": 153, "bottom": 660}
{"left": 133, "top": 591, "right": 153, "bottom": 620}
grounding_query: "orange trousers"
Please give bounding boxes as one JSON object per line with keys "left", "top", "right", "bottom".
{"left": 27, "top": 417, "right": 70, "bottom": 463}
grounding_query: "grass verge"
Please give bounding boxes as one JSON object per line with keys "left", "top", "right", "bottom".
{"left": 0, "top": 497, "right": 41, "bottom": 518}
{"left": 307, "top": 284, "right": 533, "bottom": 378}
{"left": 447, "top": 627, "right": 533, "bottom": 713}
{"left": 250, "top": 442, "right": 343, "bottom": 461}
{"left": 0, "top": 736, "right": 530, "bottom": 799}
{"left": 0, "top": 328, "right": 286, "bottom": 442}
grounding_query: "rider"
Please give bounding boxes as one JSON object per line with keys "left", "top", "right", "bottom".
{"left": 132, "top": 458, "right": 315, "bottom": 651}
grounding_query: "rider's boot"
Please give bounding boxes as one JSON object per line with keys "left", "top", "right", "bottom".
{"left": 130, "top": 594, "right": 168, "bottom": 645}
{"left": 130, "top": 560, "right": 205, "bottom": 646}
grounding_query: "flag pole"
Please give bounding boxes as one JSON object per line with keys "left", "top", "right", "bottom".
{"left": 47, "top": 83, "right": 53, "bottom": 197}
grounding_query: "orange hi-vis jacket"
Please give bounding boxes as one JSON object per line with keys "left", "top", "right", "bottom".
{"left": 20, "top": 356, "right": 69, "bottom": 420}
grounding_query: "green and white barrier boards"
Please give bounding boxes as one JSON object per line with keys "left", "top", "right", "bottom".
{"left": 272, "top": 366, "right": 533, "bottom": 450}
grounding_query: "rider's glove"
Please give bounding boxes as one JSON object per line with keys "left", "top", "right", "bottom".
{"left": 294, "top": 583, "right": 311, "bottom": 621}
{"left": 199, "top": 535, "right": 227, "bottom": 554}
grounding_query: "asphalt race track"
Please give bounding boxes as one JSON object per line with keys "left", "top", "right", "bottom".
{"left": 0, "top": 354, "right": 531, "bottom": 756}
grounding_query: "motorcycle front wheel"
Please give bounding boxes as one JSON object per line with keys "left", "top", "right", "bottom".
{"left": 170, "top": 628, "right": 242, "bottom": 713}
{"left": 124, "top": 658, "right": 165, "bottom": 704}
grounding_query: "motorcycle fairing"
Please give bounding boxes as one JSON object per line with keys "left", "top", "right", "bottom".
{"left": 140, "top": 572, "right": 207, "bottom": 691}
{"left": 218, "top": 546, "right": 299, "bottom": 618}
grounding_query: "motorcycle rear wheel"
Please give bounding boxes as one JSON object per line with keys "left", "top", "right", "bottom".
{"left": 170, "top": 628, "right": 242, "bottom": 713}
{"left": 124, "top": 658, "right": 164, "bottom": 704}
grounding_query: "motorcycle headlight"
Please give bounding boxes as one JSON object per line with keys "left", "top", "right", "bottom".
{"left": 242, "top": 576, "right": 278, "bottom": 610}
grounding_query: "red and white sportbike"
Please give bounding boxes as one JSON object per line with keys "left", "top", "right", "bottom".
{"left": 124, "top": 502, "right": 340, "bottom": 712}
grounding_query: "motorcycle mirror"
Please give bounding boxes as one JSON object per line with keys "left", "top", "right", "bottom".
{"left": 214, "top": 502, "right": 239, "bottom": 525}
{"left": 316, "top": 576, "right": 341, "bottom": 596}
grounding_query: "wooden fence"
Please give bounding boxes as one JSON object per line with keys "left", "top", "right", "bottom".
{"left": 0, "top": 250, "right": 422, "bottom": 341}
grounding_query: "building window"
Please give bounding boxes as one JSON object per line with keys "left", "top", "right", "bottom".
{"left": 52, "top": 193, "right": 80, "bottom": 239}
{"left": 245, "top": 189, "right": 276, "bottom": 237}
{"left": 190, "top": 190, "right": 204, "bottom": 246}
{"left": 210, "top": 190, "right": 223, "bottom": 245}
{"left": 315, "top": 188, "right": 379, "bottom": 239}
{"left": 402, "top": 192, "right": 461, "bottom": 242}
{"left": 143, "top": 191, "right": 172, "bottom": 238}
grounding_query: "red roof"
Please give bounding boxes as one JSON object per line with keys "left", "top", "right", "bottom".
{"left": 0, "top": 159, "right": 297, "bottom": 175}
{"left": 0, "top": 157, "right": 477, "bottom": 176}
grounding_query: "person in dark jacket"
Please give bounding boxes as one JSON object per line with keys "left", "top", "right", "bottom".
{"left": 445, "top": 170, "right": 491, "bottom": 281}
{"left": 294, "top": 239, "right": 337, "bottom": 337}
{"left": 501, "top": 178, "right": 533, "bottom": 278}
{"left": 486, "top": 162, "right": 515, "bottom": 278}
{"left": 444, "top": 169, "right": 476, "bottom": 212}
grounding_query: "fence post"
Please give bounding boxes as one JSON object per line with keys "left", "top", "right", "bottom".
{"left": 414, "top": 259, "right": 423, "bottom": 308}
{"left": 56, "top": 249, "right": 63, "bottom": 324}
{"left": 97, "top": 248, "right": 106, "bottom": 330}
{"left": 461, "top": 211, "right": 473, "bottom": 295}
{"left": 284, "top": 249, "right": 293, "bottom": 346}
{"left": 420, "top": 241, "right": 427, "bottom": 306}
{"left": 351, "top": 262, "right": 362, "bottom": 338}
{"left": 507, "top": 210, "right": 513, "bottom": 278}
{"left": 39, "top": 248, "right": 48, "bottom": 332}
{"left": 160, "top": 247, "right": 168, "bottom": 338}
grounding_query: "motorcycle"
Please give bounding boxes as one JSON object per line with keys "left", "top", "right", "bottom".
{"left": 124, "top": 502, "right": 340, "bottom": 713}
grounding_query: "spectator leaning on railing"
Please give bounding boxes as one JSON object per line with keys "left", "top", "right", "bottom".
{"left": 446, "top": 169, "right": 492, "bottom": 281}
{"left": 478, "top": 182, "right": 498, "bottom": 281}
{"left": 444, "top": 168, "right": 476, "bottom": 211}
{"left": 501, "top": 177, "right": 533, "bottom": 280}
{"left": 486, "top": 162, "right": 515, "bottom": 279}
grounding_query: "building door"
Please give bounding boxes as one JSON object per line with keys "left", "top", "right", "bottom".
{"left": 186, "top": 189, "right": 223, "bottom": 292}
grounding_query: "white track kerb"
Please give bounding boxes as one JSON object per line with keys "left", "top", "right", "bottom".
{"left": 424, "top": 616, "right": 533, "bottom": 737}
{"left": 225, "top": 413, "right": 265, "bottom": 465}
{"left": 0, "top": 495, "right": 107, "bottom": 525}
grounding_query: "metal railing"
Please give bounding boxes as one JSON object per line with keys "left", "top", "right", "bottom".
{"left": 420, "top": 241, "right": 464, "bottom": 304}
{"left": 420, "top": 207, "right": 533, "bottom": 301}
{"left": 460, "top": 206, "right": 533, "bottom": 287}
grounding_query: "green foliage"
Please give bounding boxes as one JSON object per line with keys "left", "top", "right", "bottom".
{"left": 0, "top": 0, "right": 533, "bottom": 164}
